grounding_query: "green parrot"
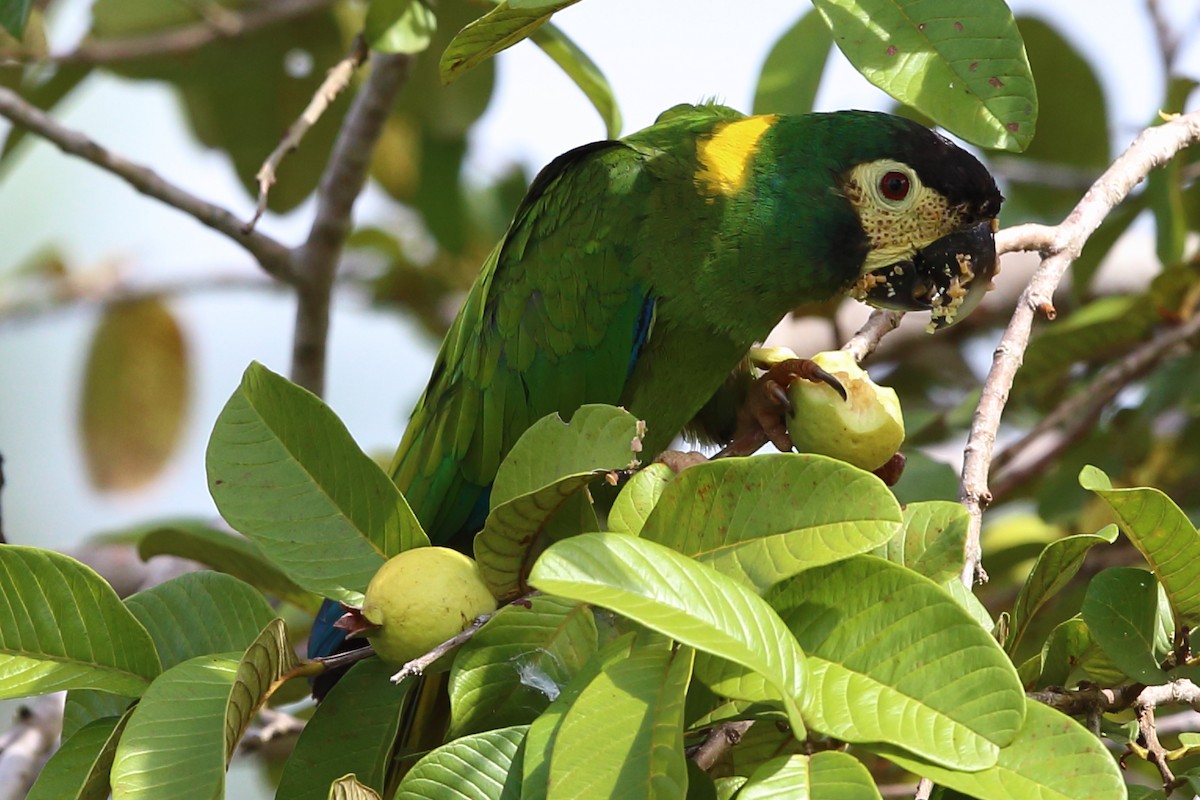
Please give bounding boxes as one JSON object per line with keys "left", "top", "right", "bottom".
{"left": 311, "top": 102, "right": 1001, "bottom": 665}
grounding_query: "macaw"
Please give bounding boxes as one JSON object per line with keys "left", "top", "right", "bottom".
{"left": 309, "top": 103, "right": 1002, "bottom": 671}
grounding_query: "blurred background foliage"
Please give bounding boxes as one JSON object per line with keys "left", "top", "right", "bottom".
{"left": 1, "top": 0, "right": 1200, "bottom": 793}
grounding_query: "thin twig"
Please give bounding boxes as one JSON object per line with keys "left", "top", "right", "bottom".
{"left": 0, "top": 86, "right": 294, "bottom": 281}
{"left": 289, "top": 52, "right": 412, "bottom": 396}
{"left": 842, "top": 309, "right": 905, "bottom": 363}
{"left": 989, "top": 310, "right": 1200, "bottom": 500}
{"left": 245, "top": 35, "right": 370, "bottom": 233}
{"left": 239, "top": 708, "right": 307, "bottom": 752}
{"left": 958, "top": 111, "right": 1200, "bottom": 588}
{"left": 690, "top": 720, "right": 754, "bottom": 771}
{"left": 0, "top": 0, "right": 335, "bottom": 66}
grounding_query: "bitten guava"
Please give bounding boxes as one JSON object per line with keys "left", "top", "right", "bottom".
{"left": 360, "top": 547, "right": 497, "bottom": 668}
{"left": 786, "top": 350, "right": 904, "bottom": 471}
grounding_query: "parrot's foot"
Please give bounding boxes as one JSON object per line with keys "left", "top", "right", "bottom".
{"left": 716, "top": 358, "right": 847, "bottom": 458}
{"left": 655, "top": 450, "right": 709, "bottom": 473}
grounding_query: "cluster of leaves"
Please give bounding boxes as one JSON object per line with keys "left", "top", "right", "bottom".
{"left": 9, "top": 361, "right": 1200, "bottom": 798}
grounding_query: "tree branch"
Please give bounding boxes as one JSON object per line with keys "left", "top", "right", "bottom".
{"left": 0, "top": 693, "right": 63, "bottom": 800}
{"left": 0, "top": 86, "right": 294, "bottom": 281}
{"left": 0, "top": 0, "right": 336, "bottom": 66}
{"left": 690, "top": 720, "right": 754, "bottom": 771}
{"left": 289, "top": 52, "right": 412, "bottom": 396}
{"left": 958, "top": 111, "right": 1200, "bottom": 587}
{"left": 842, "top": 309, "right": 905, "bottom": 363}
{"left": 388, "top": 595, "right": 536, "bottom": 684}
{"left": 245, "top": 34, "right": 371, "bottom": 233}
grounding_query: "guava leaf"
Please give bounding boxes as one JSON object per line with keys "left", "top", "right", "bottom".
{"left": 328, "top": 775, "right": 382, "bottom": 800}
{"left": 207, "top": 362, "right": 428, "bottom": 605}
{"left": 394, "top": 725, "right": 527, "bottom": 799}
{"left": 753, "top": 10, "right": 834, "bottom": 117}
{"left": 1081, "top": 567, "right": 1166, "bottom": 683}
{"left": 738, "top": 751, "right": 882, "bottom": 800}
{"left": 26, "top": 712, "right": 130, "bottom": 800}
{"left": 0, "top": 546, "right": 159, "bottom": 699}
{"left": 607, "top": 463, "right": 674, "bottom": 535}
{"left": 366, "top": 0, "right": 437, "bottom": 55}
{"left": 640, "top": 454, "right": 901, "bottom": 593}
{"left": 529, "top": 533, "right": 808, "bottom": 736}
{"left": 883, "top": 500, "right": 969, "bottom": 583}
{"left": 1080, "top": 465, "right": 1200, "bottom": 628}
{"left": 530, "top": 22, "right": 621, "bottom": 137}
{"left": 440, "top": 0, "right": 582, "bottom": 82}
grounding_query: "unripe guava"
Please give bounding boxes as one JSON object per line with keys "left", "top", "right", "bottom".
{"left": 786, "top": 350, "right": 904, "bottom": 471}
{"left": 361, "top": 547, "right": 497, "bottom": 668}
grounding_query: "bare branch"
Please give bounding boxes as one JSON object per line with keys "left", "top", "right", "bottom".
{"left": 842, "top": 309, "right": 905, "bottom": 363}
{"left": 240, "top": 708, "right": 307, "bottom": 753}
{"left": 690, "top": 720, "right": 754, "bottom": 771}
{"left": 245, "top": 35, "right": 370, "bottom": 233}
{"left": 0, "top": 693, "right": 64, "bottom": 800}
{"left": 0, "top": 86, "right": 294, "bottom": 281}
{"left": 0, "top": 0, "right": 335, "bottom": 66}
{"left": 958, "top": 110, "right": 1200, "bottom": 587}
{"left": 290, "top": 52, "right": 412, "bottom": 396}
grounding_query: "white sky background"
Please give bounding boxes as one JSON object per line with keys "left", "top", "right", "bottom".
{"left": 0, "top": 1, "right": 1194, "bottom": 794}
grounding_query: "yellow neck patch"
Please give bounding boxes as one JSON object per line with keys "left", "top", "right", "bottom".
{"left": 695, "top": 115, "right": 777, "bottom": 198}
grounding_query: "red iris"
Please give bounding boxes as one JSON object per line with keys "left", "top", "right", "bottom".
{"left": 880, "top": 171, "right": 910, "bottom": 200}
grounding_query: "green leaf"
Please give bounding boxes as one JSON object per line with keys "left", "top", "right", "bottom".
{"left": 529, "top": 533, "right": 808, "bottom": 736}
{"left": 1081, "top": 567, "right": 1165, "bottom": 683}
{"left": 449, "top": 595, "right": 600, "bottom": 737}
{"left": 1036, "top": 617, "right": 1124, "bottom": 689}
{"left": 0, "top": 546, "right": 159, "bottom": 699}
{"left": 79, "top": 298, "right": 188, "bottom": 491}
{"left": 440, "top": 0, "right": 582, "bottom": 82}
{"left": 530, "top": 23, "right": 622, "bottom": 138}
{"left": 475, "top": 405, "right": 641, "bottom": 600}
{"left": 27, "top": 713, "right": 129, "bottom": 800}
{"left": 523, "top": 634, "right": 638, "bottom": 799}
{"left": 738, "top": 751, "right": 883, "bottom": 800}
{"left": 124, "top": 571, "right": 280, "bottom": 670}
{"left": 328, "top": 775, "right": 383, "bottom": 800}
{"left": 641, "top": 455, "right": 902, "bottom": 593}
{"left": 548, "top": 645, "right": 692, "bottom": 798}
{"left": 812, "top": 0, "right": 1036, "bottom": 150}
{"left": 608, "top": 463, "right": 674, "bottom": 535}
{"left": 63, "top": 691, "right": 133, "bottom": 742}
{"left": 277, "top": 660, "right": 413, "bottom": 800}
{"left": 768, "top": 556, "right": 1025, "bottom": 770}
{"left": 1080, "top": 465, "right": 1200, "bottom": 628}
{"left": 394, "top": 724, "right": 527, "bottom": 799}
{"left": 110, "top": 619, "right": 297, "bottom": 800}
{"left": 699, "top": 718, "right": 803, "bottom": 777}
{"left": 366, "top": 0, "right": 437, "bottom": 55}
{"left": 137, "top": 522, "right": 320, "bottom": 612}
{"left": 753, "top": 11, "right": 834, "bottom": 116}
{"left": 883, "top": 501, "right": 969, "bottom": 584}
{"left": 1007, "top": 526, "right": 1118, "bottom": 653}
{"left": 207, "top": 362, "right": 428, "bottom": 604}
{"left": 874, "top": 699, "right": 1125, "bottom": 800}
{"left": 0, "top": 0, "right": 31, "bottom": 39}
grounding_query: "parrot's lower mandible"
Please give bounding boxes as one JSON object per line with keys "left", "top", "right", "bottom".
{"left": 309, "top": 103, "right": 1002, "bottom": 670}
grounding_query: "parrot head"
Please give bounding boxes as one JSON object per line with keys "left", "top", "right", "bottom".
{"left": 836, "top": 117, "right": 1003, "bottom": 330}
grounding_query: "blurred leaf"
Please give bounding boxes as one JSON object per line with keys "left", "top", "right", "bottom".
{"left": 366, "top": 0, "right": 437, "bottom": 55}
{"left": 548, "top": 645, "right": 691, "bottom": 798}
{"left": 278, "top": 660, "right": 413, "bottom": 800}
{"left": 1147, "top": 78, "right": 1198, "bottom": 265}
{"left": 1081, "top": 465, "right": 1200, "bottom": 628}
{"left": 110, "top": 619, "right": 297, "bottom": 800}
{"left": 0, "top": 0, "right": 31, "bottom": 38}
{"left": 530, "top": 533, "right": 809, "bottom": 736}
{"left": 0, "top": 546, "right": 159, "bottom": 699}
{"left": 207, "top": 361, "right": 428, "bottom": 605}
{"left": 138, "top": 522, "right": 321, "bottom": 612}
{"left": 1081, "top": 567, "right": 1165, "bottom": 683}
{"left": 530, "top": 22, "right": 621, "bottom": 137}
{"left": 1069, "top": 194, "right": 1147, "bottom": 299}
{"left": 449, "top": 595, "right": 600, "bottom": 737}
{"left": 414, "top": 132, "right": 470, "bottom": 252}
{"left": 890, "top": 450, "right": 959, "bottom": 504}
{"left": 394, "top": 725, "right": 527, "bottom": 799}
{"left": 874, "top": 699, "right": 1124, "bottom": 800}
{"left": 1007, "top": 525, "right": 1118, "bottom": 653}
{"left": 328, "top": 775, "right": 382, "bottom": 800}
{"left": 752, "top": 11, "right": 833, "bottom": 116}
{"left": 26, "top": 712, "right": 129, "bottom": 800}
{"left": 884, "top": 501, "right": 969, "bottom": 584}
{"left": 80, "top": 298, "right": 188, "bottom": 491}
{"left": 475, "top": 405, "right": 640, "bottom": 600}
{"left": 124, "top": 571, "right": 279, "bottom": 670}
{"left": 1036, "top": 617, "right": 1124, "bottom": 689}
{"left": 608, "top": 462, "right": 674, "bottom": 535}
{"left": 738, "top": 752, "right": 882, "bottom": 800}
{"left": 440, "top": 0, "right": 582, "bottom": 82}
{"left": 995, "top": 18, "right": 1108, "bottom": 221}
{"left": 812, "top": 0, "right": 1036, "bottom": 150}
{"left": 640, "top": 454, "right": 902, "bottom": 593}
{"left": 767, "top": 556, "right": 1025, "bottom": 770}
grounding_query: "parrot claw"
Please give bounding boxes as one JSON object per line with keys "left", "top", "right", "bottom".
{"left": 716, "top": 357, "right": 846, "bottom": 458}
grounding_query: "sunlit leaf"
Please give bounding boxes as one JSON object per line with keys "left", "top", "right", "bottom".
{"left": 26, "top": 712, "right": 129, "bottom": 800}
{"left": 812, "top": 0, "right": 1036, "bottom": 150}
{"left": 80, "top": 298, "right": 188, "bottom": 491}
{"left": 328, "top": 775, "right": 383, "bottom": 800}
{"left": 753, "top": 11, "right": 833, "bottom": 116}
{"left": 737, "top": 751, "right": 882, "bottom": 800}
{"left": 366, "top": 0, "right": 437, "bottom": 55}
{"left": 608, "top": 463, "right": 674, "bottom": 536}
{"left": 883, "top": 501, "right": 968, "bottom": 584}
{"left": 440, "top": 0, "right": 582, "bottom": 82}
{"left": 0, "top": 546, "right": 159, "bottom": 699}
{"left": 394, "top": 725, "right": 527, "bottom": 799}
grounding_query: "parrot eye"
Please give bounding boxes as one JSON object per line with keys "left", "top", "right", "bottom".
{"left": 879, "top": 171, "right": 910, "bottom": 201}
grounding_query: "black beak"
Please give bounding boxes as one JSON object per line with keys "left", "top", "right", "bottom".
{"left": 850, "top": 218, "right": 999, "bottom": 331}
